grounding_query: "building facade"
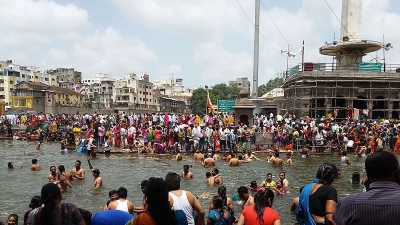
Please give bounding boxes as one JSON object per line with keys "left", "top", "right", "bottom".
{"left": 229, "top": 77, "right": 251, "bottom": 93}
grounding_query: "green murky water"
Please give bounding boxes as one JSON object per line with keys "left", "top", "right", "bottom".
{"left": 0, "top": 140, "right": 366, "bottom": 224}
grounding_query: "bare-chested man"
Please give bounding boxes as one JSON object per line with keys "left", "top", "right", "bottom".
{"left": 202, "top": 154, "right": 215, "bottom": 167}
{"left": 285, "top": 153, "right": 293, "bottom": 166}
{"left": 58, "top": 165, "right": 73, "bottom": 181}
{"left": 272, "top": 152, "right": 283, "bottom": 166}
{"left": 194, "top": 149, "right": 205, "bottom": 162}
{"left": 237, "top": 186, "right": 255, "bottom": 210}
{"left": 228, "top": 155, "right": 248, "bottom": 167}
{"left": 266, "top": 151, "right": 276, "bottom": 163}
{"left": 243, "top": 151, "right": 260, "bottom": 161}
{"left": 88, "top": 158, "right": 102, "bottom": 188}
{"left": 71, "top": 160, "right": 85, "bottom": 180}
{"left": 54, "top": 173, "right": 72, "bottom": 192}
{"left": 174, "top": 151, "right": 183, "bottom": 161}
{"left": 182, "top": 165, "right": 194, "bottom": 178}
{"left": 212, "top": 168, "right": 223, "bottom": 185}
{"left": 48, "top": 166, "right": 58, "bottom": 182}
{"left": 206, "top": 172, "right": 215, "bottom": 186}
{"left": 30, "top": 159, "right": 41, "bottom": 171}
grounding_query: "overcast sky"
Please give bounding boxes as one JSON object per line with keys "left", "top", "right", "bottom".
{"left": 1, "top": 0, "right": 399, "bottom": 88}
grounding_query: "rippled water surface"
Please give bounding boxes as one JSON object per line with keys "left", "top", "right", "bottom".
{"left": 0, "top": 140, "right": 367, "bottom": 224}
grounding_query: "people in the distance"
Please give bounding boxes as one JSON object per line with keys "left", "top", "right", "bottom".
{"left": 334, "top": 151, "right": 400, "bottom": 225}
{"left": 349, "top": 172, "right": 363, "bottom": 184}
{"left": 237, "top": 189, "right": 281, "bottom": 225}
{"left": 296, "top": 163, "right": 338, "bottom": 225}
{"left": 30, "top": 159, "right": 41, "bottom": 171}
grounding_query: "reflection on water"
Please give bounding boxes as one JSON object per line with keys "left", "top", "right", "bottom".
{"left": 0, "top": 140, "right": 366, "bottom": 224}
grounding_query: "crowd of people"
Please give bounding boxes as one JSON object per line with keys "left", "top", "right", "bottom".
{"left": 2, "top": 111, "right": 400, "bottom": 225}
{"left": 3, "top": 112, "right": 400, "bottom": 157}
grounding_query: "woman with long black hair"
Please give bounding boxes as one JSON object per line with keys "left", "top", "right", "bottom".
{"left": 125, "top": 178, "right": 176, "bottom": 225}
{"left": 237, "top": 189, "right": 281, "bottom": 225}
{"left": 207, "top": 195, "right": 231, "bottom": 225}
{"left": 26, "top": 183, "right": 85, "bottom": 225}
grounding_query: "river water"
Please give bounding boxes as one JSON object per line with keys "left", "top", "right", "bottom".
{"left": 0, "top": 140, "right": 367, "bottom": 224}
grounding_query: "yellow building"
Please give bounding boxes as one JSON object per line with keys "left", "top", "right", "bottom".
{"left": 12, "top": 81, "right": 84, "bottom": 114}
{"left": 50, "top": 86, "right": 84, "bottom": 108}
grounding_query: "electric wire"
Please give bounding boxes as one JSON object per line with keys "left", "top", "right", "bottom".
{"left": 260, "top": 0, "right": 295, "bottom": 53}
{"left": 234, "top": 0, "right": 287, "bottom": 59}
{"left": 323, "top": 0, "right": 353, "bottom": 39}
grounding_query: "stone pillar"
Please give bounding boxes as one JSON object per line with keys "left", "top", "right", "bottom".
{"left": 368, "top": 101, "right": 373, "bottom": 119}
{"left": 388, "top": 101, "right": 393, "bottom": 119}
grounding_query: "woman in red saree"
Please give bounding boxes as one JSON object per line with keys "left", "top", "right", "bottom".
{"left": 113, "top": 125, "right": 121, "bottom": 148}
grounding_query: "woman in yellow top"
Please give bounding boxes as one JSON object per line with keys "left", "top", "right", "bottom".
{"left": 195, "top": 115, "right": 201, "bottom": 127}
{"left": 72, "top": 125, "right": 81, "bottom": 145}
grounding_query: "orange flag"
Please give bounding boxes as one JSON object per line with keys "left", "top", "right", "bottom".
{"left": 206, "top": 90, "right": 213, "bottom": 110}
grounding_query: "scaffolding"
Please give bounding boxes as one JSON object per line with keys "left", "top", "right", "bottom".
{"left": 282, "top": 63, "right": 400, "bottom": 119}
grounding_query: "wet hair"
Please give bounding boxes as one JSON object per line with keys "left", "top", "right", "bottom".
{"left": 145, "top": 178, "right": 176, "bottom": 225}
{"left": 250, "top": 181, "right": 258, "bottom": 188}
{"left": 237, "top": 186, "right": 249, "bottom": 195}
{"left": 254, "top": 189, "right": 275, "bottom": 224}
{"left": 92, "top": 168, "right": 100, "bottom": 175}
{"left": 108, "top": 189, "right": 117, "bottom": 197}
{"left": 141, "top": 180, "right": 149, "bottom": 187}
{"left": 266, "top": 173, "right": 273, "bottom": 178}
{"left": 32, "top": 159, "right": 38, "bottom": 164}
{"left": 365, "top": 151, "right": 399, "bottom": 179}
{"left": 316, "top": 163, "right": 338, "bottom": 184}
{"left": 183, "top": 165, "right": 190, "bottom": 170}
{"left": 29, "top": 196, "right": 42, "bottom": 209}
{"left": 117, "top": 187, "right": 128, "bottom": 198}
{"left": 218, "top": 185, "right": 227, "bottom": 193}
{"left": 165, "top": 172, "right": 181, "bottom": 191}
{"left": 206, "top": 172, "right": 211, "bottom": 178}
{"left": 40, "top": 183, "right": 61, "bottom": 225}
{"left": 76, "top": 160, "right": 82, "bottom": 165}
{"left": 342, "top": 151, "right": 347, "bottom": 156}
{"left": 274, "top": 151, "right": 279, "bottom": 157}
{"left": 8, "top": 162, "right": 13, "bottom": 169}
{"left": 211, "top": 195, "right": 224, "bottom": 214}
{"left": 58, "top": 165, "right": 65, "bottom": 172}
{"left": 351, "top": 172, "right": 361, "bottom": 184}
{"left": 49, "top": 166, "right": 56, "bottom": 170}
{"left": 212, "top": 168, "right": 219, "bottom": 174}
{"left": 8, "top": 214, "right": 18, "bottom": 224}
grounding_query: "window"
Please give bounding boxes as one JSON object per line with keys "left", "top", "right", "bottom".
{"left": 155, "top": 100, "right": 156, "bottom": 103}
{"left": 140, "top": 98, "right": 142, "bottom": 101}
{"left": 140, "top": 91, "right": 142, "bottom": 94}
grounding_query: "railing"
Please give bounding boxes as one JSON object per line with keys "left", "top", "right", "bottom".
{"left": 287, "top": 62, "right": 400, "bottom": 77}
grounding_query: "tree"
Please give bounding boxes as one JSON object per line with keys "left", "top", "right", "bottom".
{"left": 258, "top": 77, "right": 284, "bottom": 96}
{"left": 189, "top": 88, "right": 207, "bottom": 115}
{"left": 189, "top": 83, "right": 242, "bottom": 115}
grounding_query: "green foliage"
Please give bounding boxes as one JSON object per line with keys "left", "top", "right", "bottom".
{"left": 258, "top": 77, "right": 283, "bottom": 96}
{"left": 189, "top": 83, "right": 241, "bottom": 115}
{"left": 189, "top": 88, "right": 207, "bottom": 115}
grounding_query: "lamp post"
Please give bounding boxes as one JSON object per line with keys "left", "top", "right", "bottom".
{"left": 281, "top": 45, "right": 296, "bottom": 78}
{"left": 382, "top": 35, "right": 393, "bottom": 72}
